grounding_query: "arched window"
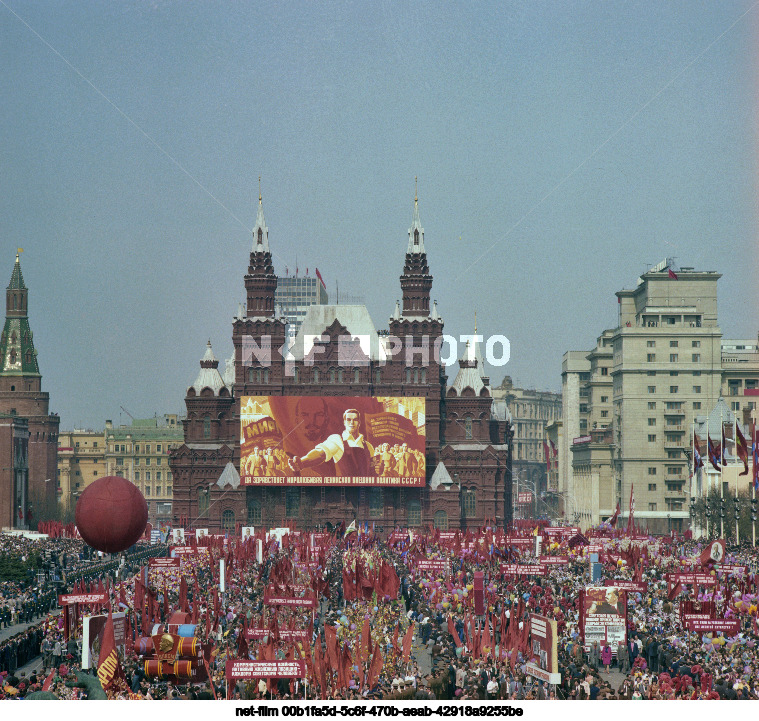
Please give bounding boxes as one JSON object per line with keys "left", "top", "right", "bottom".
{"left": 293, "top": 367, "right": 299, "bottom": 383}
{"left": 198, "top": 489, "right": 209, "bottom": 517}
{"left": 286, "top": 488, "right": 300, "bottom": 518}
{"left": 263, "top": 369, "right": 269, "bottom": 384}
{"left": 406, "top": 368, "right": 411, "bottom": 383}
{"left": 414, "top": 368, "right": 419, "bottom": 384}
{"left": 375, "top": 369, "right": 381, "bottom": 384}
{"left": 421, "top": 368, "right": 426, "bottom": 384}
{"left": 369, "top": 488, "right": 384, "bottom": 518}
{"left": 464, "top": 418, "right": 473, "bottom": 440}
{"left": 313, "top": 368, "right": 320, "bottom": 384}
{"left": 434, "top": 510, "right": 449, "bottom": 530}
{"left": 257, "top": 228, "right": 263, "bottom": 245}
{"left": 203, "top": 416, "right": 211, "bottom": 439}
{"left": 414, "top": 229, "right": 419, "bottom": 245}
{"left": 247, "top": 499, "right": 261, "bottom": 525}
{"left": 407, "top": 500, "right": 421, "bottom": 527}
{"left": 330, "top": 368, "right": 336, "bottom": 383}
{"left": 256, "top": 369, "right": 262, "bottom": 383}
{"left": 354, "top": 368, "right": 360, "bottom": 384}
{"left": 338, "top": 368, "right": 344, "bottom": 383}
{"left": 463, "top": 489, "right": 476, "bottom": 518}
{"left": 221, "top": 509, "right": 235, "bottom": 530}
{"left": 248, "top": 367, "right": 255, "bottom": 382}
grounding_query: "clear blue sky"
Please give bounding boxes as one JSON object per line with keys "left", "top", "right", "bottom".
{"left": 1, "top": 1, "right": 757, "bottom": 429}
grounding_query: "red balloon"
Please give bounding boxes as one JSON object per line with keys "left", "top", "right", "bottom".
{"left": 75, "top": 476, "right": 148, "bottom": 553}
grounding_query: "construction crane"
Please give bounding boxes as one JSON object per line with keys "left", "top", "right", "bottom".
{"left": 120, "top": 406, "right": 135, "bottom": 422}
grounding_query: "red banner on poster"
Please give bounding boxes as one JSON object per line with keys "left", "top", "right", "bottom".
{"left": 240, "top": 396, "right": 426, "bottom": 487}
{"left": 582, "top": 586, "right": 627, "bottom": 652}
{"left": 226, "top": 660, "right": 306, "bottom": 680}
{"left": 169, "top": 546, "right": 199, "bottom": 556}
{"left": 415, "top": 559, "right": 450, "bottom": 573}
{"left": 718, "top": 565, "right": 748, "bottom": 576}
{"left": 544, "top": 527, "right": 580, "bottom": 538}
{"left": 526, "top": 614, "right": 561, "bottom": 685}
{"left": 541, "top": 557, "right": 569, "bottom": 565}
{"left": 666, "top": 573, "right": 716, "bottom": 586}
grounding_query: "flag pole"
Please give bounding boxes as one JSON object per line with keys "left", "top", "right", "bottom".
{"left": 720, "top": 408, "right": 724, "bottom": 539}
{"left": 735, "top": 415, "right": 739, "bottom": 545}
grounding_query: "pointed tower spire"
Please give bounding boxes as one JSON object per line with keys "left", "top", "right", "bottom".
{"left": 253, "top": 176, "right": 269, "bottom": 253}
{"left": 399, "top": 179, "right": 432, "bottom": 318}
{"left": 1, "top": 251, "right": 39, "bottom": 377}
{"left": 244, "top": 179, "right": 277, "bottom": 318}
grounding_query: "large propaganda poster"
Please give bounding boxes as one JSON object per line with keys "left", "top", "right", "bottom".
{"left": 582, "top": 586, "right": 627, "bottom": 652}
{"left": 526, "top": 614, "right": 561, "bottom": 685}
{"left": 240, "top": 396, "right": 426, "bottom": 486}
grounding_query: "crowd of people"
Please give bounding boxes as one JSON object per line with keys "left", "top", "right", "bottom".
{"left": 0, "top": 526, "right": 758, "bottom": 701}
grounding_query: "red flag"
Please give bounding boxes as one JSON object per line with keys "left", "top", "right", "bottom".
{"left": 626, "top": 484, "right": 635, "bottom": 536}
{"left": 402, "top": 622, "right": 414, "bottom": 662}
{"left": 315, "top": 267, "right": 327, "bottom": 290}
{"left": 668, "top": 268, "right": 678, "bottom": 280}
{"left": 367, "top": 647, "right": 383, "bottom": 689}
{"left": 609, "top": 502, "right": 621, "bottom": 528}
{"left": 737, "top": 424, "right": 749, "bottom": 475}
{"left": 448, "top": 615, "right": 462, "bottom": 647}
{"left": 324, "top": 625, "right": 339, "bottom": 671}
{"left": 708, "top": 436, "right": 723, "bottom": 472}
{"left": 96, "top": 612, "right": 129, "bottom": 694}
{"left": 668, "top": 581, "right": 683, "bottom": 601}
{"left": 42, "top": 669, "right": 55, "bottom": 691}
{"left": 543, "top": 441, "right": 551, "bottom": 472}
{"left": 700, "top": 539, "right": 726, "bottom": 567}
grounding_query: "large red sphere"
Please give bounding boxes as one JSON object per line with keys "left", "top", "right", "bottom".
{"left": 75, "top": 476, "right": 148, "bottom": 553}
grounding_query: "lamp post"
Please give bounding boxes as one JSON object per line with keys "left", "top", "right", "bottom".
{"left": 734, "top": 496, "right": 740, "bottom": 546}
{"left": 689, "top": 496, "right": 695, "bottom": 538}
{"left": 752, "top": 495, "right": 757, "bottom": 548}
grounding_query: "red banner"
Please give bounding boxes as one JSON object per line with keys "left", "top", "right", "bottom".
{"left": 541, "top": 557, "right": 570, "bottom": 565}
{"left": 169, "top": 546, "right": 200, "bottom": 556}
{"left": 502, "top": 538, "right": 534, "bottom": 548}
{"left": 58, "top": 593, "right": 107, "bottom": 605}
{"left": 602, "top": 580, "right": 647, "bottom": 593}
{"left": 415, "top": 559, "right": 450, "bottom": 573}
{"left": 544, "top": 527, "right": 579, "bottom": 538}
{"left": 718, "top": 565, "right": 748, "bottom": 576}
{"left": 149, "top": 557, "right": 181, "bottom": 568}
{"left": 262, "top": 595, "right": 317, "bottom": 608}
{"left": 686, "top": 619, "right": 740, "bottom": 635}
{"left": 246, "top": 629, "right": 309, "bottom": 641}
{"left": 500, "top": 564, "right": 547, "bottom": 576}
{"left": 666, "top": 573, "right": 716, "bottom": 586}
{"left": 226, "top": 660, "right": 306, "bottom": 680}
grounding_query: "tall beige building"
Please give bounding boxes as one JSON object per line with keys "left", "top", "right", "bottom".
{"left": 57, "top": 429, "right": 107, "bottom": 502}
{"left": 492, "top": 376, "right": 561, "bottom": 517}
{"left": 559, "top": 260, "right": 758, "bottom": 533}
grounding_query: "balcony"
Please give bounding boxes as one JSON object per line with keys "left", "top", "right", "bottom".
{"left": 664, "top": 408, "right": 685, "bottom": 417}
{"left": 664, "top": 425, "right": 685, "bottom": 432}
{"left": 664, "top": 439, "right": 684, "bottom": 449}
{"left": 665, "top": 488, "right": 685, "bottom": 498}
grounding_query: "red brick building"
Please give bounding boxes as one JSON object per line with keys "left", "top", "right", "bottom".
{"left": 0, "top": 253, "right": 58, "bottom": 528}
{"left": 170, "top": 194, "right": 512, "bottom": 533}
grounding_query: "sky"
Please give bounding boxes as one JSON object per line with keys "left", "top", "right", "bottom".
{"left": 1, "top": 1, "right": 757, "bottom": 430}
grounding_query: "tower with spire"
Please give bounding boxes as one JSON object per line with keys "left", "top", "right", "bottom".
{"left": 0, "top": 251, "right": 59, "bottom": 529}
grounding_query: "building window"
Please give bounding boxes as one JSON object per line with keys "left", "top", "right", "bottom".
{"left": 670, "top": 386, "right": 678, "bottom": 394}
{"left": 647, "top": 354, "right": 656, "bottom": 362}
{"left": 601, "top": 367, "right": 608, "bottom": 375}
{"left": 134, "top": 472, "right": 140, "bottom": 482}
{"left": 166, "top": 485, "right": 172, "bottom": 495}
{"left": 354, "top": 368, "right": 360, "bottom": 384}
{"left": 648, "top": 386, "right": 656, "bottom": 394}
{"left": 433, "top": 510, "right": 449, "bottom": 530}
{"left": 648, "top": 402, "right": 656, "bottom": 410}
{"left": 421, "top": 368, "right": 426, "bottom": 384}
{"left": 156, "top": 444, "right": 162, "bottom": 453}
{"left": 375, "top": 369, "right": 381, "bottom": 384}
{"left": 313, "top": 368, "right": 319, "bottom": 383}
{"left": 263, "top": 369, "right": 269, "bottom": 384}
{"left": 406, "top": 368, "right": 411, "bottom": 383}
{"left": 135, "top": 458, "right": 140, "bottom": 466}
{"left": 732, "top": 401, "right": 740, "bottom": 411}
{"left": 198, "top": 490, "right": 209, "bottom": 517}
{"left": 647, "top": 341, "right": 656, "bottom": 348}
{"left": 221, "top": 509, "right": 235, "bottom": 530}
{"left": 145, "top": 472, "right": 151, "bottom": 481}
{"left": 601, "top": 410, "right": 608, "bottom": 418}
{"left": 647, "top": 371, "right": 656, "bottom": 376}
{"left": 135, "top": 445, "right": 140, "bottom": 453}
{"left": 116, "top": 457, "right": 124, "bottom": 465}
{"left": 330, "top": 368, "right": 336, "bottom": 383}
{"left": 369, "top": 488, "right": 384, "bottom": 518}
{"left": 667, "top": 450, "right": 681, "bottom": 459}
{"left": 648, "top": 434, "right": 656, "bottom": 442}
{"left": 648, "top": 467, "right": 657, "bottom": 475}
{"left": 407, "top": 500, "right": 421, "bottom": 527}
{"left": 146, "top": 445, "right": 151, "bottom": 453}
{"left": 648, "top": 503, "right": 657, "bottom": 511}
{"left": 293, "top": 367, "right": 299, "bottom": 383}
{"left": 203, "top": 416, "right": 211, "bottom": 438}
{"left": 670, "top": 354, "right": 678, "bottom": 362}
{"left": 692, "top": 340, "right": 700, "bottom": 348}
{"left": 156, "top": 486, "right": 162, "bottom": 495}
{"left": 156, "top": 472, "right": 162, "bottom": 481}
{"left": 462, "top": 489, "right": 476, "bottom": 518}
{"left": 693, "top": 386, "right": 701, "bottom": 393}
{"left": 648, "top": 418, "right": 656, "bottom": 426}
{"left": 464, "top": 418, "right": 473, "bottom": 440}
{"left": 601, "top": 396, "right": 608, "bottom": 403}
{"left": 145, "top": 486, "right": 151, "bottom": 496}
{"left": 338, "top": 368, "right": 344, "bottom": 383}
{"left": 648, "top": 483, "right": 656, "bottom": 491}
{"left": 693, "top": 402, "right": 701, "bottom": 410}
{"left": 286, "top": 488, "right": 300, "bottom": 518}
{"left": 247, "top": 499, "right": 262, "bottom": 525}
{"left": 414, "top": 368, "right": 419, "bottom": 384}
{"left": 692, "top": 354, "right": 700, "bottom": 362}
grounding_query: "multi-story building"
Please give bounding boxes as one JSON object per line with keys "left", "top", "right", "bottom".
{"left": 491, "top": 376, "right": 561, "bottom": 515}
{"left": 170, "top": 190, "right": 512, "bottom": 533}
{"left": 559, "top": 260, "right": 759, "bottom": 533}
{"left": 57, "top": 430, "right": 107, "bottom": 501}
{"left": 104, "top": 415, "right": 184, "bottom": 524}
{"left": 0, "top": 252, "right": 58, "bottom": 528}
{"left": 275, "top": 273, "right": 329, "bottom": 339}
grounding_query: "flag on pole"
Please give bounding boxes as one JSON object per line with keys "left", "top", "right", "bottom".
{"left": 609, "top": 501, "right": 621, "bottom": 528}
{"left": 736, "top": 424, "right": 749, "bottom": 476}
{"left": 315, "top": 268, "right": 327, "bottom": 290}
{"left": 668, "top": 268, "right": 678, "bottom": 280}
{"left": 693, "top": 432, "right": 704, "bottom": 472}
{"left": 721, "top": 423, "right": 728, "bottom": 466}
{"left": 708, "top": 437, "right": 722, "bottom": 473}
{"left": 626, "top": 485, "right": 635, "bottom": 535}
{"left": 752, "top": 422, "right": 759, "bottom": 492}
{"left": 96, "top": 612, "right": 129, "bottom": 695}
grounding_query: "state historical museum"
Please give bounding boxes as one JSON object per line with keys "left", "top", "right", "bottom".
{"left": 170, "top": 192, "right": 512, "bottom": 533}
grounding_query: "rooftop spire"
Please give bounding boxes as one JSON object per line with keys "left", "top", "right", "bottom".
{"left": 253, "top": 180, "right": 269, "bottom": 253}
{"left": 407, "top": 178, "right": 425, "bottom": 254}
{"left": 1, "top": 251, "right": 39, "bottom": 376}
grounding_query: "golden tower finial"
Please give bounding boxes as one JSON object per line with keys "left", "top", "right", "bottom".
{"left": 258, "top": 176, "right": 262, "bottom": 202}
{"left": 16, "top": 248, "right": 23, "bottom": 260}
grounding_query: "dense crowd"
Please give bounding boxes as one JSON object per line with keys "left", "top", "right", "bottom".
{"left": 0, "top": 527, "right": 758, "bottom": 701}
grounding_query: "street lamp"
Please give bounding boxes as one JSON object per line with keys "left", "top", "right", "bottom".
{"left": 734, "top": 496, "right": 740, "bottom": 545}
